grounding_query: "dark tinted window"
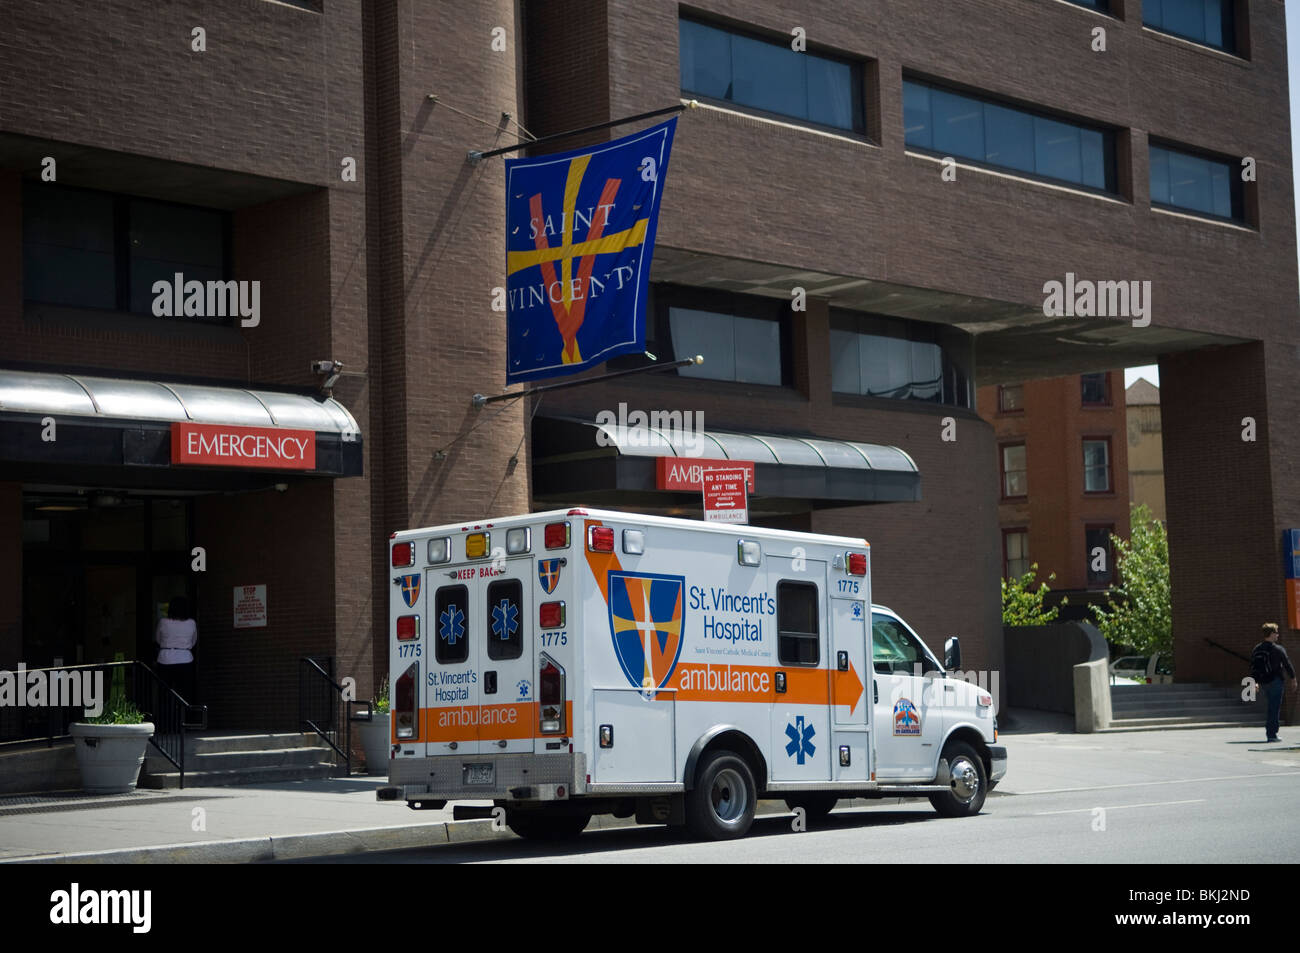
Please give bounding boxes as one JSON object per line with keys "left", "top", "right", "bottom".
{"left": 1144, "top": 0, "right": 1235, "bottom": 52}
{"left": 680, "top": 18, "right": 864, "bottom": 132}
{"left": 1081, "top": 372, "right": 1109, "bottom": 405}
{"left": 486, "top": 580, "right": 523, "bottom": 661}
{"left": 1065, "top": 0, "right": 1109, "bottom": 8}
{"left": 777, "top": 581, "right": 819, "bottom": 666}
{"left": 904, "top": 80, "right": 1116, "bottom": 193}
{"left": 829, "top": 312, "right": 973, "bottom": 407}
{"left": 1086, "top": 527, "right": 1114, "bottom": 585}
{"left": 435, "top": 585, "right": 470, "bottom": 665}
{"left": 1149, "top": 144, "right": 1242, "bottom": 221}
{"left": 23, "top": 183, "right": 229, "bottom": 320}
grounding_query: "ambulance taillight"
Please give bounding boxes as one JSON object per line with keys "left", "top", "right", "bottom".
{"left": 391, "top": 542, "right": 414, "bottom": 567}
{"left": 544, "top": 522, "right": 570, "bottom": 549}
{"left": 539, "top": 601, "right": 565, "bottom": 628}
{"left": 395, "top": 662, "right": 418, "bottom": 739}
{"left": 539, "top": 655, "right": 566, "bottom": 734}
{"left": 847, "top": 552, "right": 867, "bottom": 576}
{"left": 588, "top": 526, "right": 615, "bottom": 552}
{"left": 396, "top": 616, "right": 419, "bottom": 640}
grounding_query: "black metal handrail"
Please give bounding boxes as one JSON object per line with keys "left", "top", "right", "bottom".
{"left": 0, "top": 660, "right": 206, "bottom": 787}
{"left": 1204, "top": 638, "right": 1250, "bottom": 664}
{"left": 298, "top": 656, "right": 361, "bottom": 776}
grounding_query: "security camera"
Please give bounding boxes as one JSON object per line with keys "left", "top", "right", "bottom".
{"left": 311, "top": 360, "right": 344, "bottom": 393}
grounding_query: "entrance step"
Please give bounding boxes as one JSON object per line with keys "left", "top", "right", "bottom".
{"left": 140, "top": 731, "right": 340, "bottom": 789}
{"left": 1105, "top": 683, "right": 1263, "bottom": 732}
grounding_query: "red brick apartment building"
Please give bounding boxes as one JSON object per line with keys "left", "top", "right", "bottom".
{"left": 977, "top": 372, "right": 1131, "bottom": 610}
{"left": 1, "top": 0, "right": 1297, "bottom": 728}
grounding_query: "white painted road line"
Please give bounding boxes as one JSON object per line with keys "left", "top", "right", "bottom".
{"left": 1009, "top": 770, "right": 1300, "bottom": 796}
{"left": 1035, "top": 799, "right": 1204, "bottom": 816}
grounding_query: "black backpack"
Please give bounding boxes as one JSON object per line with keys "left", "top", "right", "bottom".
{"left": 1250, "top": 642, "right": 1276, "bottom": 684}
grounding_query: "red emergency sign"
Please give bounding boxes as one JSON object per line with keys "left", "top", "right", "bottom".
{"left": 171, "top": 422, "right": 316, "bottom": 470}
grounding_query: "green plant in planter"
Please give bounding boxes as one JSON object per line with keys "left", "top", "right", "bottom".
{"left": 372, "top": 675, "right": 390, "bottom": 716}
{"left": 87, "top": 656, "right": 146, "bottom": 725}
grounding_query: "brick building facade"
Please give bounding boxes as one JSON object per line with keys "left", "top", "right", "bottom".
{"left": 1, "top": 0, "right": 1296, "bottom": 728}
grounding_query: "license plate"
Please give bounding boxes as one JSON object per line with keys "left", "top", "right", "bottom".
{"left": 463, "top": 763, "right": 494, "bottom": 786}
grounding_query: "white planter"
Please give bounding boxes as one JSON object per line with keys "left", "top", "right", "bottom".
{"left": 357, "top": 712, "right": 391, "bottom": 776}
{"left": 69, "top": 722, "right": 155, "bottom": 794}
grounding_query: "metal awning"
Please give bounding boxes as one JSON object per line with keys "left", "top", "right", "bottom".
{"left": 532, "top": 416, "right": 920, "bottom": 512}
{"left": 0, "top": 368, "right": 362, "bottom": 483}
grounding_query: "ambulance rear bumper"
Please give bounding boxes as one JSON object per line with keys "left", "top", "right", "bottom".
{"left": 389, "top": 752, "right": 584, "bottom": 802}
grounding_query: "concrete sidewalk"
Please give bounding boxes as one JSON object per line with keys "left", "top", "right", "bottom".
{"left": 1, "top": 713, "right": 1292, "bottom": 863}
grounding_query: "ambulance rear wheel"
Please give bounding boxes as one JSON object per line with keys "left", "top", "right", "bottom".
{"left": 929, "top": 741, "right": 987, "bottom": 817}
{"left": 506, "top": 810, "right": 592, "bottom": 840}
{"left": 784, "top": 794, "right": 838, "bottom": 822}
{"left": 687, "top": 750, "right": 756, "bottom": 840}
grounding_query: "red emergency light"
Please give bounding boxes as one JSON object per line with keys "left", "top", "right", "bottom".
{"left": 391, "top": 542, "right": 414, "bottom": 567}
{"left": 396, "top": 616, "right": 419, "bottom": 641}
{"left": 588, "top": 526, "right": 614, "bottom": 552}
{"left": 544, "top": 521, "right": 570, "bottom": 549}
{"left": 847, "top": 552, "right": 867, "bottom": 576}
{"left": 540, "top": 601, "right": 565, "bottom": 629}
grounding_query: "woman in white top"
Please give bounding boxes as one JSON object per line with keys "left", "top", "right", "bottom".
{"left": 156, "top": 595, "right": 198, "bottom": 701}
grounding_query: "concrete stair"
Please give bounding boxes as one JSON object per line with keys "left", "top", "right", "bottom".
{"left": 140, "top": 731, "right": 341, "bottom": 788}
{"left": 1104, "top": 683, "right": 1262, "bottom": 731}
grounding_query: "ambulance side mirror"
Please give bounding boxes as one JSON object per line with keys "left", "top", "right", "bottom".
{"left": 944, "top": 637, "right": 961, "bottom": 671}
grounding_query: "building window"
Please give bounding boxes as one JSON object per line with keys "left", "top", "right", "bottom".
{"left": 23, "top": 182, "right": 230, "bottom": 321}
{"left": 1081, "top": 372, "right": 1110, "bottom": 406}
{"left": 1083, "top": 438, "right": 1112, "bottom": 493}
{"left": 1149, "top": 142, "right": 1244, "bottom": 222}
{"left": 1003, "top": 529, "right": 1030, "bottom": 579}
{"left": 679, "top": 16, "right": 865, "bottom": 133}
{"left": 777, "top": 580, "right": 820, "bottom": 666}
{"left": 628, "top": 287, "right": 791, "bottom": 386}
{"left": 1065, "top": 0, "right": 1110, "bottom": 9}
{"left": 998, "top": 383, "right": 1024, "bottom": 413}
{"left": 903, "top": 78, "right": 1117, "bottom": 193}
{"left": 1144, "top": 0, "right": 1236, "bottom": 53}
{"left": 829, "top": 312, "right": 973, "bottom": 408}
{"left": 1001, "top": 443, "right": 1028, "bottom": 499}
{"left": 1086, "top": 525, "right": 1115, "bottom": 586}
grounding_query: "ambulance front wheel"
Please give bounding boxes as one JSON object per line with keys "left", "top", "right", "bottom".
{"left": 929, "top": 741, "right": 987, "bottom": 817}
{"left": 686, "top": 750, "right": 756, "bottom": 840}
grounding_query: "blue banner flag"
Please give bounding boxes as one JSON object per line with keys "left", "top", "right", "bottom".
{"left": 504, "top": 118, "right": 676, "bottom": 384}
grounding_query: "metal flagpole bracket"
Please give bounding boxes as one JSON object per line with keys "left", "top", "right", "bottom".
{"left": 470, "top": 355, "right": 703, "bottom": 409}
{"left": 465, "top": 103, "right": 691, "bottom": 165}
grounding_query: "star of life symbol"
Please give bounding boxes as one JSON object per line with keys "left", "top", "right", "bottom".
{"left": 785, "top": 716, "right": 816, "bottom": 765}
{"left": 851, "top": 602, "right": 862, "bottom": 619}
{"left": 439, "top": 604, "right": 465, "bottom": 645}
{"left": 491, "top": 599, "right": 519, "bottom": 641}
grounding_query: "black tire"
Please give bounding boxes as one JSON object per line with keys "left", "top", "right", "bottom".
{"left": 784, "top": 793, "right": 838, "bottom": 822}
{"left": 506, "top": 810, "right": 592, "bottom": 840}
{"left": 686, "top": 749, "right": 756, "bottom": 840}
{"left": 928, "top": 741, "right": 988, "bottom": 817}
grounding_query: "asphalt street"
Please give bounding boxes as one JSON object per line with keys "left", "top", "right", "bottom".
{"left": 288, "top": 723, "right": 1300, "bottom": 864}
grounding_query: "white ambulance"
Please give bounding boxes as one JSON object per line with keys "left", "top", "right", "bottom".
{"left": 382, "top": 508, "right": 1006, "bottom": 840}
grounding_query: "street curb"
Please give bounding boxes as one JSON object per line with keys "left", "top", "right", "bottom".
{"left": 1, "top": 798, "right": 901, "bottom": 864}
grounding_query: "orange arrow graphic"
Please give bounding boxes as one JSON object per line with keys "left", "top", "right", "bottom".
{"left": 834, "top": 661, "right": 864, "bottom": 716}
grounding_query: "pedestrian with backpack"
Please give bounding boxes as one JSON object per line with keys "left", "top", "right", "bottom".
{"left": 1251, "top": 623, "right": 1296, "bottom": 742}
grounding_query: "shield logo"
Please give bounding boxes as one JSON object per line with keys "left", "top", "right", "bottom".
{"left": 537, "top": 558, "right": 563, "bottom": 594}
{"left": 607, "top": 570, "right": 685, "bottom": 697}
{"left": 399, "top": 573, "right": 421, "bottom": 608}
